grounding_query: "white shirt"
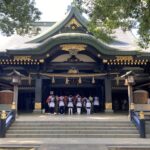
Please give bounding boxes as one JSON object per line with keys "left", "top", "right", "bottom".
{"left": 68, "top": 97, "right": 73, "bottom": 107}
{"left": 86, "top": 101, "right": 91, "bottom": 108}
{"left": 59, "top": 96, "right": 64, "bottom": 101}
{"left": 48, "top": 96, "right": 55, "bottom": 107}
{"left": 94, "top": 97, "right": 99, "bottom": 106}
{"left": 49, "top": 101, "right": 55, "bottom": 108}
{"left": 76, "top": 101, "right": 82, "bottom": 107}
{"left": 59, "top": 100, "right": 65, "bottom": 107}
{"left": 76, "top": 98, "right": 82, "bottom": 107}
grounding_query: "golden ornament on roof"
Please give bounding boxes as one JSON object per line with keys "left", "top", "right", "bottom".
{"left": 68, "top": 68, "right": 79, "bottom": 74}
{"left": 60, "top": 44, "right": 87, "bottom": 52}
{"left": 66, "top": 18, "right": 81, "bottom": 27}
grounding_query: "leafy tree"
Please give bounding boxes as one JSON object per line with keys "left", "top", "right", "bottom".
{"left": 0, "top": 0, "right": 41, "bottom": 36}
{"left": 83, "top": 0, "right": 150, "bottom": 48}
{"left": 67, "top": 0, "right": 84, "bottom": 14}
{"left": 72, "top": 0, "right": 84, "bottom": 13}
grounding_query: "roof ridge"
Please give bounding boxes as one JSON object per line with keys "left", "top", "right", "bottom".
{"left": 27, "top": 6, "right": 88, "bottom": 43}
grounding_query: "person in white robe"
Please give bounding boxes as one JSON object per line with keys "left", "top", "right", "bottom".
{"left": 68, "top": 96, "right": 74, "bottom": 115}
{"left": 86, "top": 99, "right": 91, "bottom": 115}
{"left": 76, "top": 97, "right": 82, "bottom": 115}
{"left": 59, "top": 96, "right": 65, "bottom": 114}
{"left": 48, "top": 96, "right": 55, "bottom": 114}
{"left": 93, "top": 96, "right": 100, "bottom": 113}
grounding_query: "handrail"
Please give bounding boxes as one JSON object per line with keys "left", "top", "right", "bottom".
{"left": 131, "top": 110, "right": 145, "bottom": 138}
{"left": 131, "top": 111, "right": 140, "bottom": 130}
{"left": 6, "top": 111, "right": 15, "bottom": 129}
{"left": 0, "top": 110, "right": 16, "bottom": 138}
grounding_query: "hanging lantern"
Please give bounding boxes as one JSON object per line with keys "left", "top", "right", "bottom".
{"left": 52, "top": 76, "right": 55, "bottom": 84}
{"left": 65, "top": 77, "right": 69, "bottom": 84}
{"left": 78, "top": 77, "right": 82, "bottom": 84}
{"left": 92, "top": 77, "right": 95, "bottom": 84}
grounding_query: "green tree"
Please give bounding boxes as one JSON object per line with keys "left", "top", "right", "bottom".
{"left": 72, "top": 0, "right": 84, "bottom": 13}
{"left": 83, "top": 0, "right": 150, "bottom": 48}
{"left": 0, "top": 0, "right": 41, "bottom": 36}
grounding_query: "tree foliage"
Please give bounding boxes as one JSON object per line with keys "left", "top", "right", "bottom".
{"left": 83, "top": 0, "right": 150, "bottom": 48}
{"left": 72, "top": 0, "right": 84, "bottom": 13}
{"left": 0, "top": 0, "right": 41, "bottom": 36}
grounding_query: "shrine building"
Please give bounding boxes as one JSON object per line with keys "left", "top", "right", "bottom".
{"left": 0, "top": 6, "right": 150, "bottom": 113}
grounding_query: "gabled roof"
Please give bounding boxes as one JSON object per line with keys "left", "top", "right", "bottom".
{"left": 28, "top": 6, "right": 88, "bottom": 43}
{"left": 7, "top": 33, "right": 143, "bottom": 56}
{"left": 1, "top": 6, "right": 149, "bottom": 55}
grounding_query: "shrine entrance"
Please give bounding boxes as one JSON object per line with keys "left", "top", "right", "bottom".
{"left": 112, "top": 90, "right": 129, "bottom": 112}
{"left": 42, "top": 79, "right": 105, "bottom": 113}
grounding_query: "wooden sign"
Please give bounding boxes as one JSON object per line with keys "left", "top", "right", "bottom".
{"left": 60, "top": 44, "right": 87, "bottom": 52}
{"left": 14, "top": 56, "right": 31, "bottom": 61}
{"left": 116, "top": 56, "right": 133, "bottom": 61}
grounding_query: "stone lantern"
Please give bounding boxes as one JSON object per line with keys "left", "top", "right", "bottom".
{"left": 122, "top": 71, "right": 135, "bottom": 119}
{"left": 8, "top": 69, "right": 24, "bottom": 116}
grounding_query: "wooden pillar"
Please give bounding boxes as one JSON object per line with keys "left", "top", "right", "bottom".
{"left": 34, "top": 78, "right": 42, "bottom": 113}
{"left": 105, "top": 78, "right": 113, "bottom": 112}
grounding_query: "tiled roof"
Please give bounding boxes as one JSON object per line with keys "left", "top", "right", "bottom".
{"left": 0, "top": 6, "right": 149, "bottom": 54}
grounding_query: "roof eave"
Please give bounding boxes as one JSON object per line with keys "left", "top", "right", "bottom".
{"left": 7, "top": 33, "right": 142, "bottom": 56}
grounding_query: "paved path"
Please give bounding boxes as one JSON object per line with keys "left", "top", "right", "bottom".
{"left": 1, "top": 139, "right": 150, "bottom": 150}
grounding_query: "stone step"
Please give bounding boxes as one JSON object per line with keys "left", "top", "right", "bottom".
{"left": 12, "top": 124, "right": 134, "bottom": 128}
{"left": 15, "top": 121, "right": 131, "bottom": 125}
{"left": 14, "top": 120, "right": 130, "bottom": 122}
{"left": 109, "top": 145, "right": 150, "bottom": 150}
{"left": 145, "top": 123, "right": 150, "bottom": 131}
{"left": 6, "top": 133, "right": 139, "bottom": 138}
{"left": 146, "top": 128, "right": 150, "bottom": 131}
{"left": 6, "top": 119, "right": 139, "bottom": 138}
{"left": 145, "top": 123, "right": 150, "bottom": 126}
{"left": 12, "top": 122, "right": 134, "bottom": 126}
{"left": 9, "top": 126, "right": 136, "bottom": 130}
{"left": 146, "top": 134, "right": 150, "bottom": 138}
{"left": 7, "top": 129, "right": 138, "bottom": 134}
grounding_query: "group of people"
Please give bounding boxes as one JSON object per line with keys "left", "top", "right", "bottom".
{"left": 46, "top": 92, "right": 100, "bottom": 115}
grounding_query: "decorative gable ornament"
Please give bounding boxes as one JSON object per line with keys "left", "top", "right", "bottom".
{"left": 66, "top": 18, "right": 82, "bottom": 29}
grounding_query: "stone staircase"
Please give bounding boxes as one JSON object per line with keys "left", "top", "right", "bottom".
{"left": 6, "top": 120, "right": 139, "bottom": 138}
{"left": 145, "top": 121, "right": 150, "bottom": 138}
